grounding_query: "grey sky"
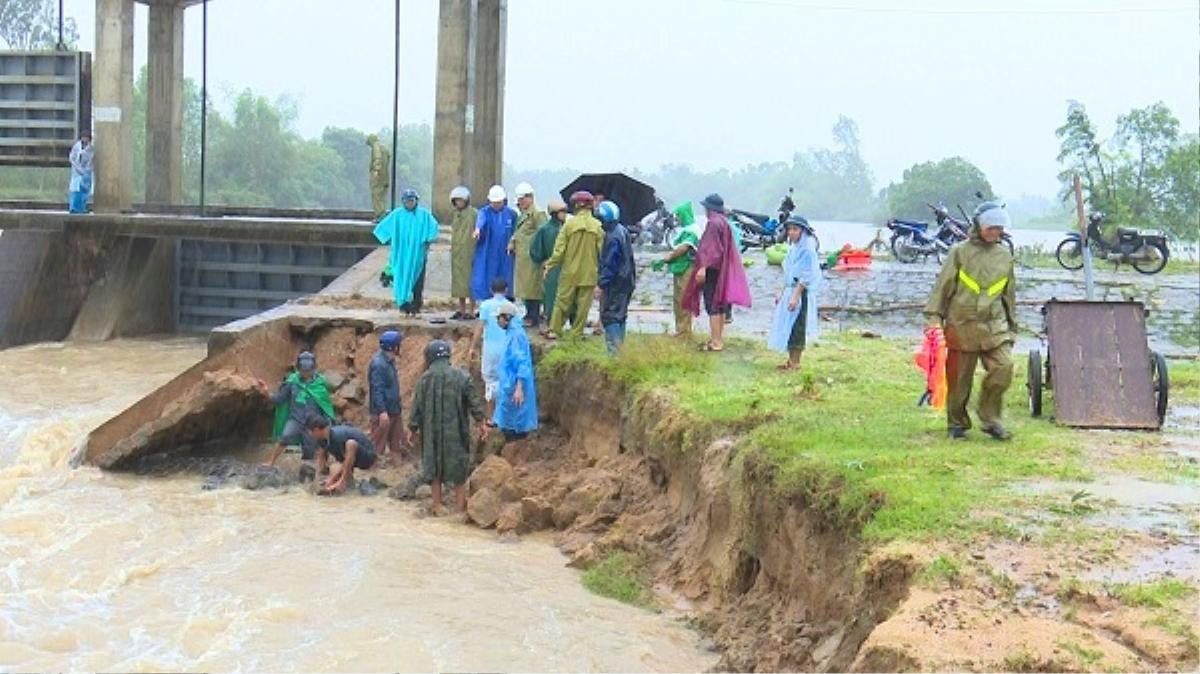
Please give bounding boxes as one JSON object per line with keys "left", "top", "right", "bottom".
{"left": 66, "top": 0, "right": 1199, "bottom": 199}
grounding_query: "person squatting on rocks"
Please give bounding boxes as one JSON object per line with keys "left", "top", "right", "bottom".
{"left": 544, "top": 191, "right": 604, "bottom": 341}
{"left": 258, "top": 351, "right": 334, "bottom": 467}
{"left": 924, "top": 200, "right": 1018, "bottom": 441}
{"left": 491, "top": 301, "right": 539, "bottom": 464}
{"left": 469, "top": 278, "right": 513, "bottom": 421}
{"left": 596, "top": 200, "right": 636, "bottom": 354}
{"left": 407, "top": 339, "right": 488, "bottom": 515}
{"left": 448, "top": 185, "right": 479, "bottom": 320}
{"left": 510, "top": 182, "right": 549, "bottom": 327}
{"left": 682, "top": 193, "right": 752, "bottom": 352}
{"left": 309, "top": 415, "right": 377, "bottom": 494}
{"left": 530, "top": 198, "right": 569, "bottom": 337}
{"left": 471, "top": 185, "right": 517, "bottom": 303}
{"left": 767, "top": 215, "right": 822, "bottom": 370}
{"left": 368, "top": 330, "right": 407, "bottom": 459}
{"left": 374, "top": 188, "right": 440, "bottom": 316}
{"left": 652, "top": 201, "right": 701, "bottom": 339}
{"left": 68, "top": 131, "right": 94, "bottom": 214}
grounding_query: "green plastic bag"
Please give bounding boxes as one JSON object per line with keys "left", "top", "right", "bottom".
{"left": 766, "top": 243, "right": 788, "bottom": 266}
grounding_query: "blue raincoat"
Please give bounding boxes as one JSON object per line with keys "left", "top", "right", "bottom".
{"left": 767, "top": 234, "right": 821, "bottom": 352}
{"left": 470, "top": 204, "right": 517, "bottom": 300}
{"left": 373, "top": 205, "right": 440, "bottom": 307}
{"left": 493, "top": 324, "right": 538, "bottom": 433}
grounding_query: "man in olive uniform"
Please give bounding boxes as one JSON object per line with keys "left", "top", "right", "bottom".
{"left": 406, "top": 339, "right": 488, "bottom": 515}
{"left": 449, "top": 186, "right": 479, "bottom": 319}
{"left": 924, "top": 200, "right": 1018, "bottom": 441}
{"left": 366, "top": 134, "right": 391, "bottom": 221}
{"left": 544, "top": 191, "right": 604, "bottom": 340}
{"left": 509, "top": 182, "right": 549, "bottom": 327}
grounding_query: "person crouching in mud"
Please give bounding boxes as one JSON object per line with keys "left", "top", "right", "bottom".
{"left": 307, "top": 415, "right": 377, "bottom": 494}
{"left": 407, "top": 340, "right": 488, "bottom": 515}
{"left": 258, "top": 351, "right": 334, "bottom": 467}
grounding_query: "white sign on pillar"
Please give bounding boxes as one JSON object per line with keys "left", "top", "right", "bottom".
{"left": 94, "top": 106, "right": 122, "bottom": 123}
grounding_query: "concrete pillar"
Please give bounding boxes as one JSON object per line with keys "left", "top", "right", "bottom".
{"left": 469, "top": 0, "right": 505, "bottom": 204}
{"left": 431, "top": 0, "right": 472, "bottom": 226}
{"left": 93, "top": 0, "right": 135, "bottom": 213}
{"left": 145, "top": 2, "right": 185, "bottom": 205}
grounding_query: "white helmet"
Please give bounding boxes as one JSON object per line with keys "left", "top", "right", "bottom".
{"left": 449, "top": 185, "right": 470, "bottom": 202}
{"left": 487, "top": 185, "right": 506, "bottom": 202}
{"left": 514, "top": 182, "right": 534, "bottom": 198}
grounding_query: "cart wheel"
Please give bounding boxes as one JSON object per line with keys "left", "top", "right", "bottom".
{"left": 1151, "top": 351, "right": 1169, "bottom": 426}
{"left": 1027, "top": 349, "right": 1043, "bottom": 417}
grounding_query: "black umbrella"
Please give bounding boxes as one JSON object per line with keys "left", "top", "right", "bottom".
{"left": 559, "top": 172, "right": 658, "bottom": 226}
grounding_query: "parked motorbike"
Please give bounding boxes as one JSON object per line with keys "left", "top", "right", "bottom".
{"left": 729, "top": 188, "right": 801, "bottom": 253}
{"left": 635, "top": 199, "right": 677, "bottom": 246}
{"left": 1055, "top": 213, "right": 1170, "bottom": 275}
{"left": 886, "top": 198, "right": 1013, "bottom": 264}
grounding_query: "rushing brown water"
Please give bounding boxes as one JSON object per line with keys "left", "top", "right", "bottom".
{"left": 0, "top": 339, "right": 714, "bottom": 672}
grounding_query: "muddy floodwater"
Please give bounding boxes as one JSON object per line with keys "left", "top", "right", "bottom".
{"left": 0, "top": 340, "right": 715, "bottom": 672}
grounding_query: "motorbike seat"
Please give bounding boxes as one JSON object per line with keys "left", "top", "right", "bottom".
{"left": 891, "top": 218, "right": 929, "bottom": 230}
{"left": 1117, "top": 227, "right": 1139, "bottom": 238}
{"left": 731, "top": 209, "right": 771, "bottom": 225}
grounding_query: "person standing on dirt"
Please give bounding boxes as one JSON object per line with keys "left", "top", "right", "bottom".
{"left": 682, "top": 194, "right": 752, "bottom": 352}
{"left": 407, "top": 340, "right": 488, "bottom": 515}
{"left": 510, "top": 182, "right": 549, "bottom": 327}
{"left": 652, "top": 201, "right": 701, "bottom": 338}
{"left": 258, "top": 351, "right": 335, "bottom": 467}
{"left": 449, "top": 186, "right": 479, "bottom": 320}
{"left": 468, "top": 278, "right": 514, "bottom": 421}
{"left": 307, "top": 415, "right": 377, "bottom": 494}
{"left": 596, "top": 200, "right": 636, "bottom": 354}
{"left": 368, "top": 330, "right": 406, "bottom": 460}
{"left": 767, "top": 215, "right": 821, "bottom": 370}
{"left": 492, "top": 301, "right": 538, "bottom": 464}
{"left": 530, "top": 198, "right": 569, "bottom": 337}
{"left": 924, "top": 200, "right": 1018, "bottom": 441}
{"left": 544, "top": 191, "right": 604, "bottom": 341}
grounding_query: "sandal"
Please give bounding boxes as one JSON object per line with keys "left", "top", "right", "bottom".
{"left": 698, "top": 342, "right": 724, "bottom": 352}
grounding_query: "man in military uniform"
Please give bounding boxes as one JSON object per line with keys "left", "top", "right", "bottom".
{"left": 924, "top": 200, "right": 1018, "bottom": 441}
{"left": 366, "top": 134, "right": 391, "bottom": 221}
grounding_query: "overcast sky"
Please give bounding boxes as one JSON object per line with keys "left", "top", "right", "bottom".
{"left": 65, "top": 0, "right": 1199, "bottom": 199}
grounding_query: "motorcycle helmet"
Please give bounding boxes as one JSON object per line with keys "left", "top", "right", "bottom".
{"left": 449, "top": 185, "right": 470, "bottom": 202}
{"left": 296, "top": 351, "right": 317, "bottom": 372}
{"left": 487, "top": 185, "right": 507, "bottom": 203}
{"left": 514, "top": 182, "right": 535, "bottom": 198}
{"left": 379, "top": 330, "right": 402, "bottom": 352}
{"left": 401, "top": 188, "right": 419, "bottom": 203}
{"left": 547, "top": 198, "right": 568, "bottom": 215}
{"left": 972, "top": 200, "right": 1010, "bottom": 229}
{"left": 596, "top": 200, "right": 621, "bottom": 224}
{"left": 424, "top": 339, "right": 452, "bottom": 364}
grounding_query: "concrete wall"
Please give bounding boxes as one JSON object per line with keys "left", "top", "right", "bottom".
{"left": 93, "top": 0, "right": 135, "bottom": 212}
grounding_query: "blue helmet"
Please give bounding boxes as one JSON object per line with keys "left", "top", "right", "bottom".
{"left": 424, "top": 339, "right": 452, "bottom": 364}
{"left": 380, "top": 329, "right": 402, "bottom": 351}
{"left": 401, "top": 188, "right": 419, "bottom": 202}
{"left": 596, "top": 200, "right": 621, "bottom": 224}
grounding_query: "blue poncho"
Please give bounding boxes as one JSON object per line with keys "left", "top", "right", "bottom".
{"left": 767, "top": 234, "right": 821, "bottom": 352}
{"left": 493, "top": 325, "right": 538, "bottom": 433}
{"left": 470, "top": 204, "right": 517, "bottom": 300}
{"left": 374, "top": 205, "right": 440, "bottom": 307}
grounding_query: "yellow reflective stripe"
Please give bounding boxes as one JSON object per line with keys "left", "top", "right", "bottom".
{"left": 957, "top": 268, "right": 981, "bottom": 294}
{"left": 986, "top": 277, "right": 1008, "bottom": 297}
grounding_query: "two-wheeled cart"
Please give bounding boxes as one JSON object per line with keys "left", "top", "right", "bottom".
{"left": 1026, "top": 300, "right": 1168, "bottom": 429}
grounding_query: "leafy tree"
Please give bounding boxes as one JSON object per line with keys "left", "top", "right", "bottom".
{"left": 1056, "top": 100, "right": 1197, "bottom": 241}
{"left": 882, "top": 157, "right": 992, "bottom": 222}
{"left": 0, "top": 0, "right": 78, "bottom": 49}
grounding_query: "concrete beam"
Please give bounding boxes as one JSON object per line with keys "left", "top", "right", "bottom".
{"left": 145, "top": 2, "right": 185, "bottom": 205}
{"left": 432, "top": 0, "right": 473, "bottom": 226}
{"left": 94, "top": 0, "right": 135, "bottom": 212}
{"left": 469, "top": 0, "right": 505, "bottom": 204}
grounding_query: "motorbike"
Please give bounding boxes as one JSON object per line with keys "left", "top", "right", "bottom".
{"left": 728, "top": 187, "right": 804, "bottom": 253}
{"left": 1055, "top": 213, "right": 1170, "bottom": 275}
{"left": 635, "top": 199, "right": 677, "bottom": 246}
{"left": 886, "top": 198, "right": 1013, "bottom": 264}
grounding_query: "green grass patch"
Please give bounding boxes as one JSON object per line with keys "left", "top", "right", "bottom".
{"left": 541, "top": 333, "right": 1093, "bottom": 542}
{"left": 917, "top": 554, "right": 961, "bottom": 588}
{"left": 1171, "top": 359, "right": 1200, "bottom": 407}
{"left": 1056, "top": 640, "right": 1104, "bottom": 667}
{"left": 581, "top": 551, "right": 653, "bottom": 608}
{"left": 1110, "top": 578, "right": 1196, "bottom": 608}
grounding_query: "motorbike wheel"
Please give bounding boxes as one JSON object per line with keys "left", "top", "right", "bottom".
{"left": 890, "top": 232, "right": 919, "bottom": 263}
{"left": 1151, "top": 351, "right": 1169, "bottom": 426}
{"left": 1132, "top": 241, "right": 1169, "bottom": 275}
{"left": 1055, "top": 239, "right": 1084, "bottom": 271}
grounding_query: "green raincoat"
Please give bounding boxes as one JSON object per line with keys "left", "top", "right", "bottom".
{"left": 512, "top": 206, "right": 548, "bottom": 300}
{"left": 408, "top": 359, "right": 485, "bottom": 485}
{"left": 530, "top": 215, "right": 564, "bottom": 320}
{"left": 545, "top": 210, "right": 604, "bottom": 288}
{"left": 271, "top": 372, "right": 335, "bottom": 439}
{"left": 450, "top": 206, "right": 479, "bottom": 299}
{"left": 924, "top": 227, "right": 1018, "bottom": 352}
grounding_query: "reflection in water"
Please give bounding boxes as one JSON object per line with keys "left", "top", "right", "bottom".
{"left": 0, "top": 339, "right": 713, "bottom": 672}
